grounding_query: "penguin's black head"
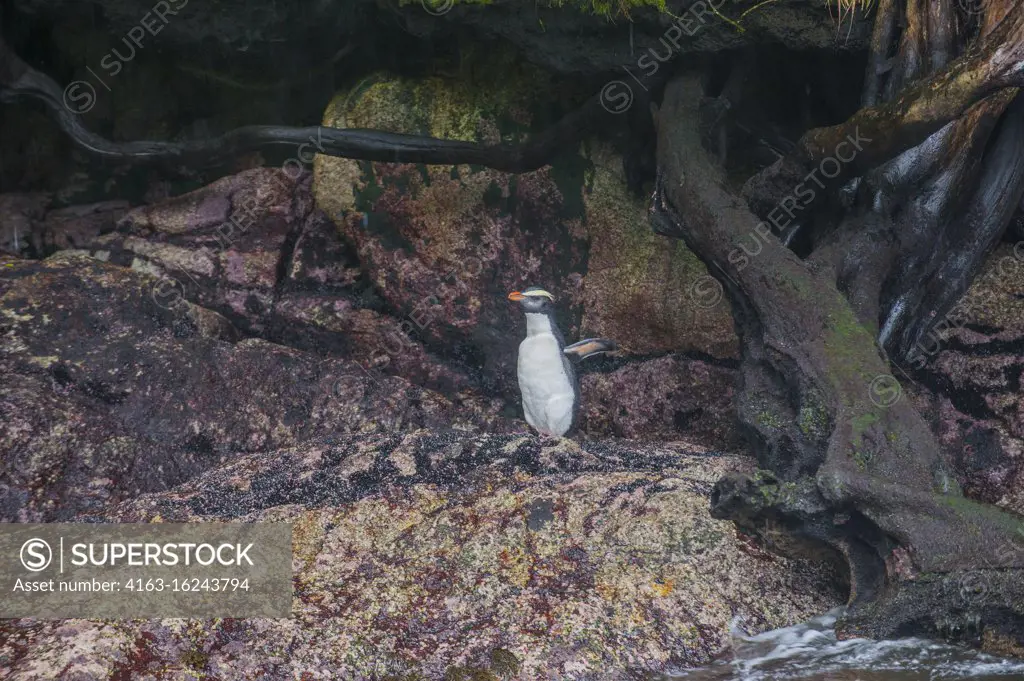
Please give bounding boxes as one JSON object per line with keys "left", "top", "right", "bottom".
{"left": 508, "top": 286, "right": 555, "bottom": 314}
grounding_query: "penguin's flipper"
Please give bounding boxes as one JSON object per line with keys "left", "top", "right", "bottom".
{"left": 563, "top": 338, "right": 617, "bottom": 360}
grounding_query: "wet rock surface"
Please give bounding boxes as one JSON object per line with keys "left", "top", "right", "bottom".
{"left": 48, "top": 167, "right": 486, "bottom": 399}
{"left": 24, "top": 158, "right": 738, "bottom": 446}
{"left": 0, "top": 244, "right": 840, "bottom": 679}
{"left": 314, "top": 66, "right": 592, "bottom": 397}
{"left": 0, "top": 252, "right": 515, "bottom": 523}
{"left": 578, "top": 354, "right": 742, "bottom": 447}
{"left": 907, "top": 244, "right": 1024, "bottom": 517}
{"left": 1, "top": 433, "right": 842, "bottom": 679}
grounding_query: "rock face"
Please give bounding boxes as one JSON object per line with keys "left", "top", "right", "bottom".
{"left": 907, "top": 243, "right": 1024, "bottom": 517}
{"left": 0, "top": 193, "right": 51, "bottom": 256}
{"left": 575, "top": 144, "right": 738, "bottom": 359}
{"left": 0, "top": 246, "right": 840, "bottom": 679}
{"left": 32, "top": 157, "right": 739, "bottom": 446}
{"left": 578, "top": 355, "right": 743, "bottom": 447}
{"left": 0, "top": 252, "right": 515, "bottom": 522}
{"left": 55, "top": 168, "right": 488, "bottom": 398}
{"left": 313, "top": 66, "right": 737, "bottom": 398}
{"left": 314, "top": 66, "right": 593, "bottom": 397}
{"left": 1, "top": 432, "right": 842, "bottom": 680}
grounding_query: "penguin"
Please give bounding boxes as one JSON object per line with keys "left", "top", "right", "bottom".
{"left": 507, "top": 287, "right": 617, "bottom": 438}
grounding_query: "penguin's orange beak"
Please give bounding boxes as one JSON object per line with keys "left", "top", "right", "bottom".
{"left": 507, "top": 291, "right": 525, "bottom": 301}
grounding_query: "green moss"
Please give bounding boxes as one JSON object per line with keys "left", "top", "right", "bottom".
{"left": 936, "top": 494, "right": 1024, "bottom": 536}
{"left": 489, "top": 648, "right": 522, "bottom": 677}
{"left": 549, "top": 0, "right": 667, "bottom": 18}
{"left": 852, "top": 448, "right": 872, "bottom": 471}
{"left": 179, "top": 649, "right": 209, "bottom": 670}
{"left": 822, "top": 309, "right": 875, "bottom": 369}
{"left": 820, "top": 305, "right": 889, "bottom": 430}
{"left": 749, "top": 470, "right": 802, "bottom": 509}
{"left": 756, "top": 410, "right": 786, "bottom": 430}
{"left": 574, "top": 140, "right": 735, "bottom": 355}
{"left": 332, "top": 51, "right": 567, "bottom": 143}
{"left": 766, "top": 264, "right": 884, "bottom": 415}
{"left": 848, "top": 411, "right": 880, "bottom": 471}
{"left": 797, "top": 402, "right": 829, "bottom": 438}
{"left": 849, "top": 411, "right": 879, "bottom": 440}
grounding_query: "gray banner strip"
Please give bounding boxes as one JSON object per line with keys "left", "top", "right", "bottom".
{"left": 0, "top": 523, "right": 292, "bottom": 618}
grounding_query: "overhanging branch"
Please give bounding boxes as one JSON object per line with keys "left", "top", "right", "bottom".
{"left": 0, "top": 36, "right": 610, "bottom": 173}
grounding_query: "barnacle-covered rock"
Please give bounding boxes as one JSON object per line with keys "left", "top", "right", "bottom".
{"left": 1, "top": 432, "right": 842, "bottom": 679}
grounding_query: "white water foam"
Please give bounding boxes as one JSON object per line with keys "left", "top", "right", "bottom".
{"left": 662, "top": 609, "right": 1024, "bottom": 681}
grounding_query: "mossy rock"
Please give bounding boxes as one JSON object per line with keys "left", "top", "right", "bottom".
{"left": 577, "top": 143, "right": 737, "bottom": 357}
{"left": 313, "top": 52, "right": 737, "bottom": 370}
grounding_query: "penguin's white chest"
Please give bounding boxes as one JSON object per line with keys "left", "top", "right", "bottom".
{"left": 517, "top": 332, "right": 575, "bottom": 437}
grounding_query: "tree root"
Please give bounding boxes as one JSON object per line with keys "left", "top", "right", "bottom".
{"left": 882, "top": 91, "right": 1024, "bottom": 364}
{"left": 655, "top": 69, "right": 1024, "bottom": 647}
{"left": 742, "top": 5, "right": 1024, "bottom": 219}
{"left": 861, "top": 0, "right": 899, "bottom": 108}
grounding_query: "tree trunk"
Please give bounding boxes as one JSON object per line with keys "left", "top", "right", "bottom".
{"left": 741, "top": 3, "right": 1024, "bottom": 221}
{"left": 653, "top": 69, "right": 1024, "bottom": 644}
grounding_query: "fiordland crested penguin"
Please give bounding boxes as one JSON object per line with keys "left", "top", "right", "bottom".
{"left": 508, "top": 287, "right": 617, "bottom": 437}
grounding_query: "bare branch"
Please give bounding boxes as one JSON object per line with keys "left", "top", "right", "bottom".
{"left": 0, "top": 36, "right": 610, "bottom": 173}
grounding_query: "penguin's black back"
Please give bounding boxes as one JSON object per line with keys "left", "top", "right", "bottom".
{"left": 544, "top": 308, "right": 582, "bottom": 436}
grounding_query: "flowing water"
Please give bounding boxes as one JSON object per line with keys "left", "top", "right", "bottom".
{"left": 660, "top": 609, "right": 1024, "bottom": 681}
